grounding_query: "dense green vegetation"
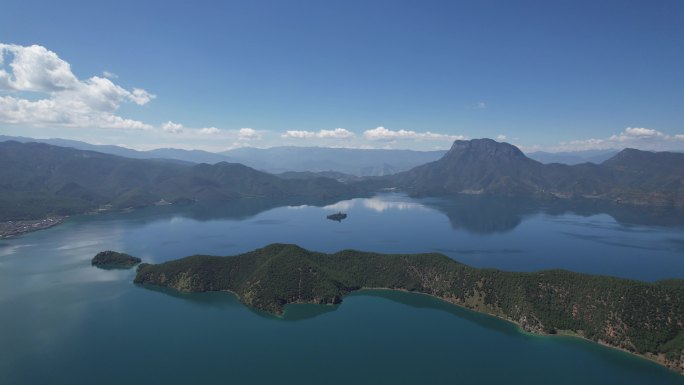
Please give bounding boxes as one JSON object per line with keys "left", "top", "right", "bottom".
{"left": 134, "top": 243, "right": 684, "bottom": 373}
{"left": 92, "top": 251, "right": 141, "bottom": 268}
{"left": 0, "top": 141, "right": 362, "bottom": 220}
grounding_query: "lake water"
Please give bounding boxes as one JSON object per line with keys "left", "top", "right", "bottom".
{"left": 1, "top": 193, "right": 683, "bottom": 384}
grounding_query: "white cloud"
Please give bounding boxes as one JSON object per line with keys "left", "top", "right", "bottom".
{"left": 319, "top": 128, "right": 354, "bottom": 138}
{"left": 198, "top": 127, "right": 220, "bottom": 135}
{"left": 162, "top": 121, "right": 184, "bottom": 133}
{"left": 363, "top": 126, "right": 464, "bottom": 141}
{"left": 129, "top": 88, "right": 154, "bottom": 105}
{"left": 102, "top": 71, "right": 118, "bottom": 79}
{"left": 238, "top": 127, "right": 261, "bottom": 140}
{"left": 0, "top": 43, "right": 154, "bottom": 130}
{"left": 612, "top": 127, "right": 663, "bottom": 139}
{"left": 497, "top": 134, "right": 507, "bottom": 141}
{"left": 0, "top": 44, "right": 77, "bottom": 91}
{"left": 281, "top": 128, "right": 354, "bottom": 139}
{"left": 552, "top": 127, "right": 684, "bottom": 152}
{"left": 282, "top": 130, "right": 315, "bottom": 139}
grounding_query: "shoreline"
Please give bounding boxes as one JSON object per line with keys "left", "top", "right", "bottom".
{"left": 0, "top": 217, "right": 66, "bottom": 239}
{"left": 361, "top": 288, "right": 684, "bottom": 375}
{"left": 0, "top": 206, "right": 142, "bottom": 239}
{"left": 271, "top": 286, "right": 682, "bottom": 375}
{"left": 156, "top": 282, "right": 684, "bottom": 375}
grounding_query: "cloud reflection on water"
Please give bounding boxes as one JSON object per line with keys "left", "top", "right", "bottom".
{"left": 318, "top": 195, "right": 429, "bottom": 213}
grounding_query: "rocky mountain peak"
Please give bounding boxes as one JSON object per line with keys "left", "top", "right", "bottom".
{"left": 446, "top": 138, "right": 528, "bottom": 162}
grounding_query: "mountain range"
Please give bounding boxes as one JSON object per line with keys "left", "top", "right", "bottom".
{"left": 1, "top": 138, "right": 683, "bottom": 221}
{"left": 0, "top": 141, "right": 363, "bottom": 220}
{"left": 391, "top": 139, "right": 684, "bottom": 207}
{"left": 0, "top": 135, "right": 445, "bottom": 176}
{"left": 1, "top": 135, "right": 629, "bottom": 174}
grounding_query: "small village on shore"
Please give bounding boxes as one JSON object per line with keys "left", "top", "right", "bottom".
{"left": 0, "top": 217, "right": 64, "bottom": 239}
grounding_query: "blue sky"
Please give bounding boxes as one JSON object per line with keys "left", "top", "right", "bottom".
{"left": 0, "top": 0, "right": 683, "bottom": 152}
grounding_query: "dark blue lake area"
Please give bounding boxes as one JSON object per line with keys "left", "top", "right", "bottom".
{"left": 1, "top": 193, "right": 683, "bottom": 384}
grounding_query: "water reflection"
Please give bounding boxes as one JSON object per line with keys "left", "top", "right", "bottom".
{"left": 60, "top": 194, "right": 684, "bottom": 238}
{"left": 349, "top": 289, "right": 521, "bottom": 335}
{"left": 139, "top": 284, "right": 518, "bottom": 331}
{"left": 323, "top": 197, "right": 427, "bottom": 213}
{"left": 140, "top": 285, "right": 244, "bottom": 310}
{"left": 73, "top": 195, "right": 351, "bottom": 228}
{"left": 139, "top": 285, "right": 337, "bottom": 321}
{"left": 317, "top": 194, "right": 684, "bottom": 234}
{"left": 0, "top": 243, "right": 35, "bottom": 257}
{"left": 142, "top": 286, "right": 518, "bottom": 337}
{"left": 421, "top": 195, "right": 684, "bottom": 234}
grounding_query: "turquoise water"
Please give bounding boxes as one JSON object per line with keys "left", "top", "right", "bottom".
{"left": 1, "top": 193, "right": 683, "bottom": 384}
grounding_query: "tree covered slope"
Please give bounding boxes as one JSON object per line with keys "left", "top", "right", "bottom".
{"left": 134, "top": 244, "right": 684, "bottom": 373}
{"left": 0, "top": 141, "right": 360, "bottom": 220}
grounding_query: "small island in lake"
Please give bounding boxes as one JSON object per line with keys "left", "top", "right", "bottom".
{"left": 326, "top": 212, "right": 347, "bottom": 222}
{"left": 92, "top": 251, "right": 142, "bottom": 268}
{"left": 133, "top": 243, "right": 684, "bottom": 374}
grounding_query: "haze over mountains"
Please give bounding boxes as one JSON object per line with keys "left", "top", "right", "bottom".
{"left": 525, "top": 150, "right": 618, "bottom": 165}
{"left": 0, "top": 135, "right": 621, "bottom": 174}
{"left": 1, "top": 137, "right": 683, "bottom": 222}
{"left": 0, "top": 135, "right": 445, "bottom": 176}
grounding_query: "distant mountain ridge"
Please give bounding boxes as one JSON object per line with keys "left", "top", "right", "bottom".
{"left": 0, "top": 135, "right": 235, "bottom": 164}
{"left": 526, "top": 149, "right": 618, "bottom": 165}
{"left": 220, "top": 146, "right": 447, "bottom": 176}
{"left": 0, "top": 141, "right": 361, "bottom": 220}
{"left": 2, "top": 137, "right": 683, "bottom": 222}
{"left": 0, "top": 135, "right": 446, "bottom": 176}
{"left": 393, "top": 138, "right": 684, "bottom": 207}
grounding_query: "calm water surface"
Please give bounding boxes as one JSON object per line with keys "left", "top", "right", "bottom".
{"left": 1, "top": 193, "right": 683, "bottom": 384}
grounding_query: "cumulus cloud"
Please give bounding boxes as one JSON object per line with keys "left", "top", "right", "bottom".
{"left": 0, "top": 44, "right": 77, "bottom": 91}
{"left": 198, "top": 127, "right": 220, "bottom": 135}
{"left": 162, "top": 121, "right": 184, "bottom": 133}
{"left": 363, "top": 126, "right": 464, "bottom": 141}
{"left": 0, "top": 43, "right": 155, "bottom": 130}
{"left": 282, "top": 130, "right": 315, "bottom": 139}
{"left": 238, "top": 127, "right": 261, "bottom": 140}
{"left": 281, "top": 128, "right": 354, "bottom": 139}
{"left": 553, "top": 127, "right": 684, "bottom": 152}
{"left": 612, "top": 127, "right": 663, "bottom": 139}
{"left": 497, "top": 134, "right": 507, "bottom": 141}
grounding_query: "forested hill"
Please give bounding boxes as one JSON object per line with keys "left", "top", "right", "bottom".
{"left": 134, "top": 243, "right": 684, "bottom": 374}
{"left": 0, "top": 141, "right": 360, "bottom": 220}
{"left": 392, "top": 138, "right": 684, "bottom": 206}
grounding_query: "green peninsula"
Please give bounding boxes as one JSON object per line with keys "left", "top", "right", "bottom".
{"left": 133, "top": 243, "right": 684, "bottom": 374}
